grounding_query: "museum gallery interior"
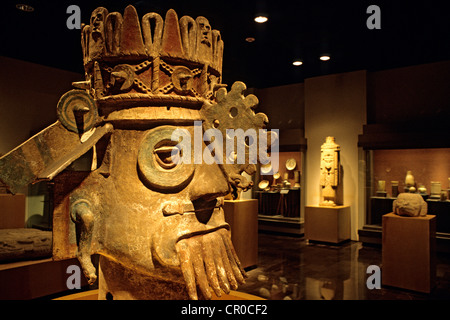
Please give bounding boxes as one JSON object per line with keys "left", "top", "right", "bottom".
{"left": 0, "top": 0, "right": 450, "bottom": 301}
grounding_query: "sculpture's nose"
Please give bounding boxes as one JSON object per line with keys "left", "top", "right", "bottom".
{"left": 191, "top": 197, "right": 221, "bottom": 224}
{"left": 189, "top": 162, "right": 230, "bottom": 202}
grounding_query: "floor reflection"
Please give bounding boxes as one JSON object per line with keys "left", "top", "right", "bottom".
{"left": 237, "top": 233, "right": 450, "bottom": 300}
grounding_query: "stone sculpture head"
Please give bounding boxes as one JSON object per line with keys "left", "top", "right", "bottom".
{"left": 197, "top": 16, "right": 212, "bottom": 47}
{"left": 0, "top": 5, "right": 274, "bottom": 300}
{"left": 90, "top": 7, "right": 107, "bottom": 34}
{"left": 393, "top": 193, "right": 427, "bottom": 217}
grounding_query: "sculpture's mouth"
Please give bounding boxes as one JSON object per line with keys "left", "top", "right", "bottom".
{"left": 152, "top": 196, "right": 246, "bottom": 299}
{"left": 159, "top": 196, "right": 231, "bottom": 242}
{"left": 176, "top": 222, "right": 229, "bottom": 242}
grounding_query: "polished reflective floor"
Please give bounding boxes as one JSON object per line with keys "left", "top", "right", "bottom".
{"left": 237, "top": 233, "right": 450, "bottom": 300}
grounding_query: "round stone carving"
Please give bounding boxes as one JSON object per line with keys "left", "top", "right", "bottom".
{"left": 171, "top": 66, "right": 194, "bottom": 94}
{"left": 137, "top": 126, "right": 195, "bottom": 191}
{"left": 57, "top": 89, "right": 98, "bottom": 133}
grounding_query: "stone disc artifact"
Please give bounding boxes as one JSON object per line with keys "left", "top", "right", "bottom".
{"left": 286, "top": 158, "right": 296, "bottom": 171}
{"left": 57, "top": 89, "right": 98, "bottom": 133}
{"left": 261, "top": 163, "right": 272, "bottom": 175}
{"left": 258, "top": 180, "right": 269, "bottom": 190}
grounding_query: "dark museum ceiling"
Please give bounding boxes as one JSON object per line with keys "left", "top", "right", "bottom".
{"left": 1, "top": 0, "right": 450, "bottom": 89}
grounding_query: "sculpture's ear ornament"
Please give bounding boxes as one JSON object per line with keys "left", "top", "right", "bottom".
{"left": 57, "top": 89, "right": 99, "bottom": 134}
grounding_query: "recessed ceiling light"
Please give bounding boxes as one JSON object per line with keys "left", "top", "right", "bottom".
{"left": 292, "top": 60, "right": 303, "bottom": 66}
{"left": 254, "top": 15, "right": 268, "bottom": 23}
{"left": 245, "top": 37, "right": 256, "bottom": 43}
{"left": 320, "top": 55, "right": 331, "bottom": 61}
{"left": 16, "top": 3, "right": 34, "bottom": 12}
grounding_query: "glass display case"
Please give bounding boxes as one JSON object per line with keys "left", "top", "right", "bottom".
{"left": 361, "top": 147, "right": 450, "bottom": 248}
{"left": 357, "top": 122, "right": 450, "bottom": 252}
{"left": 254, "top": 149, "right": 305, "bottom": 235}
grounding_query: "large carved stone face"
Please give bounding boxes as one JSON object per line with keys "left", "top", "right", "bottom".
{"left": 0, "top": 5, "right": 268, "bottom": 300}
{"left": 71, "top": 123, "right": 245, "bottom": 299}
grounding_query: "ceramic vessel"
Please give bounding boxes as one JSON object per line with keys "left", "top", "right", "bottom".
{"left": 418, "top": 185, "right": 427, "bottom": 194}
{"left": 391, "top": 181, "right": 399, "bottom": 197}
{"left": 377, "top": 180, "right": 386, "bottom": 192}
{"left": 404, "top": 170, "right": 415, "bottom": 191}
{"left": 431, "top": 181, "right": 441, "bottom": 198}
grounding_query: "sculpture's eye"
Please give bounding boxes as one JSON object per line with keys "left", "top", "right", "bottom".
{"left": 138, "top": 126, "right": 194, "bottom": 192}
{"left": 153, "top": 143, "right": 181, "bottom": 170}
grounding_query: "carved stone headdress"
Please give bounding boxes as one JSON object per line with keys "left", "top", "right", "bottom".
{"left": 0, "top": 5, "right": 269, "bottom": 194}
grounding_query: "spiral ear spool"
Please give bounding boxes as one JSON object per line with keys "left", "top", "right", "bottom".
{"left": 57, "top": 89, "right": 98, "bottom": 133}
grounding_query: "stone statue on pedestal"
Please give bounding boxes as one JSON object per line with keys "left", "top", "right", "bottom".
{"left": 319, "top": 136, "right": 342, "bottom": 206}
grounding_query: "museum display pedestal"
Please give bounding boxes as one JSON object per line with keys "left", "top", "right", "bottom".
{"left": 0, "top": 258, "right": 87, "bottom": 299}
{"left": 224, "top": 199, "right": 258, "bottom": 269}
{"left": 304, "top": 205, "right": 350, "bottom": 244}
{"left": 382, "top": 213, "right": 436, "bottom": 293}
{"left": 0, "top": 194, "right": 26, "bottom": 229}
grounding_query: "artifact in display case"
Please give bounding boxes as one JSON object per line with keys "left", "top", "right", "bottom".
{"left": 319, "top": 136, "right": 342, "bottom": 206}
{"left": 282, "top": 172, "right": 291, "bottom": 188}
{"left": 393, "top": 193, "right": 428, "bottom": 217}
{"left": 286, "top": 158, "right": 297, "bottom": 171}
{"left": 272, "top": 172, "right": 280, "bottom": 187}
{"left": 258, "top": 180, "right": 270, "bottom": 191}
{"left": 376, "top": 180, "right": 387, "bottom": 197}
{"left": 404, "top": 170, "right": 415, "bottom": 192}
{"left": 256, "top": 151, "right": 302, "bottom": 219}
{"left": 293, "top": 170, "right": 301, "bottom": 188}
{"left": 430, "top": 181, "right": 441, "bottom": 199}
{"left": 391, "top": 181, "right": 399, "bottom": 197}
{"left": 418, "top": 184, "right": 427, "bottom": 195}
{"left": 0, "top": 5, "right": 277, "bottom": 300}
{"left": 364, "top": 148, "right": 450, "bottom": 234}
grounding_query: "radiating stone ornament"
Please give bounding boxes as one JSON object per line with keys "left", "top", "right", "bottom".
{"left": 0, "top": 5, "right": 275, "bottom": 300}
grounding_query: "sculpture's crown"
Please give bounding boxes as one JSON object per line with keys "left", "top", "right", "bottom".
{"left": 321, "top": 136, "right": 340, "bottom": 150}
{"left": 78, "top": 5, "right": 224, "bottom": 110}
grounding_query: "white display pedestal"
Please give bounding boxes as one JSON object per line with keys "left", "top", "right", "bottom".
{"left": 382, "top": 212, "right": 436, "bottom": 293}
{"left": 223, "top": 199, "right": 258, "bottom": 269}
{"left": 304, "top": 205, "right": 350, "bottom": 244}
